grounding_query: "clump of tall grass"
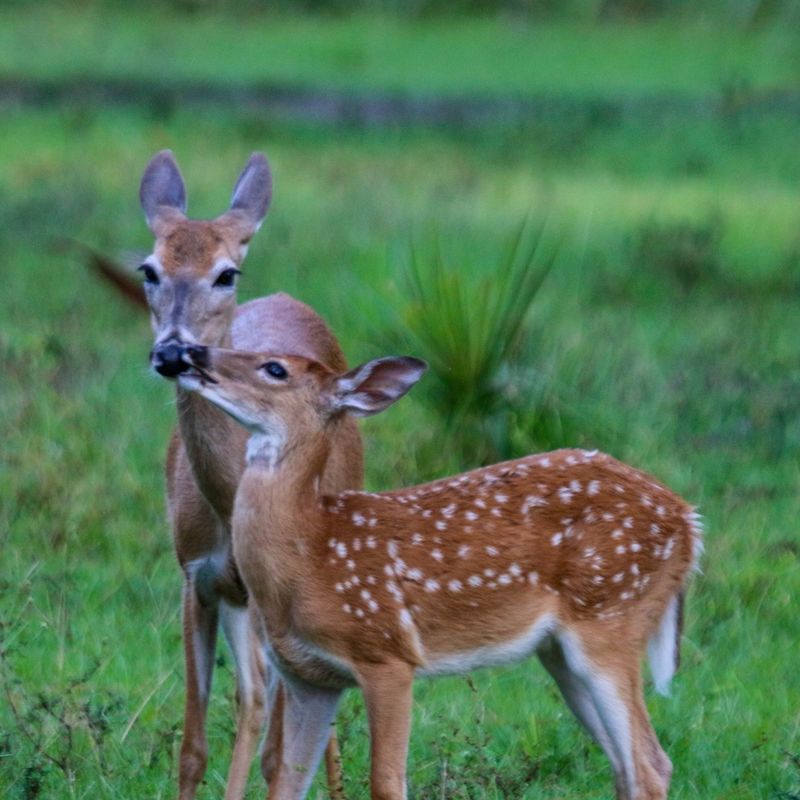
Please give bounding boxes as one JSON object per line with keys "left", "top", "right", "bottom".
{"left": 399, "top": 218, "right": 568, "bottom": 469}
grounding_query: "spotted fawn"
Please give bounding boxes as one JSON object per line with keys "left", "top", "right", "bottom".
{"left": 177, "top": 345, "right": 702, "bottom": 800}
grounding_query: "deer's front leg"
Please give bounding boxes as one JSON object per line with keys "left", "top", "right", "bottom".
{"left": 357, "top": 660, "right": 415, "bottom": 800}
{"left": 179, "top": 579, "right": 219, "bottom": 800}
{"left": 220, "top": 602, "right": 268, "bottom": 800}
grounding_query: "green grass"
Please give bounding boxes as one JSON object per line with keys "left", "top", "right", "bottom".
{"left": 2, "top": 7, "right": 799, "bottom": 799}
{"left": 1, "top": 5, "right": 799, "bottom": 96}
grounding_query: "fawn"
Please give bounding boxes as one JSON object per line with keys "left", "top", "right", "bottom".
{"left": 175, "top": 344, "right": 702, "bottom": 800}
{"left": 139, "top": 151, "right": 362, "bottom": 800}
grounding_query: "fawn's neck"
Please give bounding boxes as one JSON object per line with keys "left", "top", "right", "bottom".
{"left": 235, "top": 426, "right": 333, "bottom": 582}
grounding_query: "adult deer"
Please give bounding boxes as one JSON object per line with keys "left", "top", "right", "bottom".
{"left": 139, "top": 151, "right": 362, "bottom": 800}
{"left": 176, "top": 345, "right": 702, "bottom": 800}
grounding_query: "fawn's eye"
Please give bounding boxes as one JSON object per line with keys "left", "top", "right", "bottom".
{"left": 262, "top": 361, "right": 288, "bottom": 380}
{"left": 138, "top": 264, "right": 159, "bottom": 285}
{"left": 213, "top": 268, "right": 240, "bottom": 288}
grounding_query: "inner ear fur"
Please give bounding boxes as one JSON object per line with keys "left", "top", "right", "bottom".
{"left": 329, "top": 356, "right": 428, "bottom": 417}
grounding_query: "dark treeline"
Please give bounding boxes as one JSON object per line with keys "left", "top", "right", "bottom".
{"left": 3, "top": 0, "right": 799, "bottom": 23}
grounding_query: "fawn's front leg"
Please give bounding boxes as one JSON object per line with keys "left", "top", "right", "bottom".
{"left": 357, "top": 660, "right": 415, "bottom": 800}
{"left": 264, "top": 678, "right": 343, "bottom": 799}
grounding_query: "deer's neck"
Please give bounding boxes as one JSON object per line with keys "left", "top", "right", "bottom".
{"left": 176, "top": 385, "right": 246, "bottom": 523}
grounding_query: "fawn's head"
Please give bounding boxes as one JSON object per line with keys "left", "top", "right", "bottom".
{"left": 177, "top": 346, "right": 426, "bottom": 464}
{"left": 139, "top": 150, "right": 272, "bottom": 377}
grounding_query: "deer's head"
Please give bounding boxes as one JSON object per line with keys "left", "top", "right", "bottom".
{"left": 178, "top": 346, "right": 426, "bottom": 466}
{"left": 139, "top": 150, "right": 272, "bottom": 377}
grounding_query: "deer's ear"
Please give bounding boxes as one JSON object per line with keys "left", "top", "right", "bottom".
{"left": 225, "top": 153, "right": 272, "bottom": 238}
{"left": 327, "top": 357, "right": 427, "bottom": 417}
{"left": 140, "top": 150, "right": 187, "bottom": 234}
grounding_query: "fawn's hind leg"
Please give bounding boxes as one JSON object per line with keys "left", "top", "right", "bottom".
{"left": 555, "top": 624, "right": 670, "bottom": 800}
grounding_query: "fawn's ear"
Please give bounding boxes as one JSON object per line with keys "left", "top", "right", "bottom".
{"left": 140, "top": 150, "right": 187, "bottom": 234}
{"left": 328, "top": 357, "right": 427, "bottom": 417}
{"left": 225, "top": 153, "right": 272, "bottom": 238}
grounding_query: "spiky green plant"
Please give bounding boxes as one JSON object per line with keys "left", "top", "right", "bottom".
{"left": 400, "top": 218, "right": 561, "bottom": 468}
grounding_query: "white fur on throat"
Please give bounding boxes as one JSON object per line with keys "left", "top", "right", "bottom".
{"left": 246, "top": 425, "right": 286, "bottom": 468}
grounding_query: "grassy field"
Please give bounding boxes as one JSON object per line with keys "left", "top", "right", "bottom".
{"left": 1, "top": 5, "right": 799, "bottom": 799}
{"left": 2, "top": 5, "right": 799, "bottom": 96}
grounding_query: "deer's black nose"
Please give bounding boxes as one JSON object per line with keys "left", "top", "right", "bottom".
{"left": 151, "top": 340, "right": 189, "bottom": 377}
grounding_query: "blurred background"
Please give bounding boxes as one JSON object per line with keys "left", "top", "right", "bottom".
{"left": 1, "top": 1, "right": 798, "bottom": 797}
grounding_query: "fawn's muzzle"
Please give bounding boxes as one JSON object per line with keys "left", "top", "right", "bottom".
{"left": 180, "top": 344, "right": 217, "bottom": 383}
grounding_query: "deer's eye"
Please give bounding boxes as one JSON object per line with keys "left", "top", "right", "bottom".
{"left": 262, "top": 361, "right": 288, "bottom": 380}
{"left": 213, "top": 268, "right": 240, "bottom": 288}
{"left": 139, "top": 264, "right": 159, "bottom": 285}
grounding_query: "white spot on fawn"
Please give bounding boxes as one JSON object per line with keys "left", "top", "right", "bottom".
{"left": 352, "top": 512, "right": 366, "bottom": 526}
{"left": 468, "top": 574, "right": 483, "bottom": 587}
{"left": 424, "top": 578, "right": 440, "bottom": 593}
{"left": 431, "top": 549, "right": 444, "bottom": 562}
{"left": 521, "top": 495, "right": 547, "bottom": 514}
{"left": 448, "top": 579, "right": 463, "bottom": 592}
{"left": 551, "top": 532, "right": 563, "bottom": 546}
{"left": 458, "top": 544, "right": 471, "bottom": 559}
{"left": 485, "top": 545, "right": 499, "bottom": 556}
{"left": 587, "top": 480, "right": 601, "bottom": 496}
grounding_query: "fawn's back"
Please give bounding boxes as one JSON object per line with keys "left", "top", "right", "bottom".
{"left": 285, "top": 448, "right": 701, "bottom": 674}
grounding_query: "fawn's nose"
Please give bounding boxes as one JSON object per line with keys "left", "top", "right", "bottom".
{"left": 151, "top": 340, "right": 189, "bottom": 377}
{"left": 184, "top": 344, "right": 209, "bottom": 368}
